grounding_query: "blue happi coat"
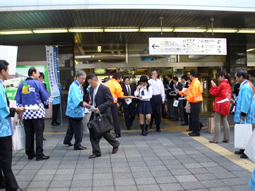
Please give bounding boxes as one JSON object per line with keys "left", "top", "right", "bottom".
{"left": 234, "top": 80, "right": 254, "bottom": 123}
{"left": 15, "top": 77, "right": 52, "bottom": 119}
{"left": 0, "top": 80, "right": 13, "bottom": 137}
{"left": 65, "top": 80, "right": 85, "bottom": 118}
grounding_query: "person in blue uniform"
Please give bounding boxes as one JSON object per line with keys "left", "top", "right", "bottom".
{"left": 51, "top": 84, "right": 62, "bottom": 126}
{"left": 63, "top": 71, "right": 90, "bottom": 150}
{"left": 0, "top": 60, "right": 26, "bottom": 191}
{"left": 233, "top": 70, "right": 254, "bottom": 159}
{"left": 15, "top": 67, "right": 52, "bottom": 161}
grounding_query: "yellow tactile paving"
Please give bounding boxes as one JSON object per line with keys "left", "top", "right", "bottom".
{"left": 44, "top": 118, "right": 255, "bottom": 172}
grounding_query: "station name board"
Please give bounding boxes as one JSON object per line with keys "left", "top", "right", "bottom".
{"left": 149, "top": 37, "right": 227, "bottom": 55}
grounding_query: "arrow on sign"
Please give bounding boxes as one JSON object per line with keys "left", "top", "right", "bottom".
{"left": 152, "top": 43, "right": 159, "bottom": 49}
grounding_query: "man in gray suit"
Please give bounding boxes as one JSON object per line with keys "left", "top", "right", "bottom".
{"left": 87, "top": 74, "right": 120, "bottom": 159}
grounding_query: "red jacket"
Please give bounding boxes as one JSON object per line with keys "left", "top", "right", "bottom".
{"left": 209, "top": 80, "right": 232, "bottom": 116}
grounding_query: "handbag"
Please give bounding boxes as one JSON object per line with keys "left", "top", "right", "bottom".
{"left": 13, "top": 121, "right": 26, "bottom": 151}
{"left": 245, "top": 130, "right": 255, "bottom": 162}
{"left": 87, "top": 114, "right": 113, "bottom": 139}
{"left": 234, "top": 123, "right": 253, "bottom": 149}
{"left": 249, "top": 168, "right": 255, "bottom": 191}
{"left": 185, "top": 101, "right": 190, "bottom": 113}
{"left": 207, "top": 117, "right": 215, "bottom": 134}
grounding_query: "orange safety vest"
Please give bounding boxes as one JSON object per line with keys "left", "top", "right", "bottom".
{"left": 105, "top": 79, "right": 124, "bottom": 103}
{"left": 179, "top": 78, "right": 203, "bottom": 103}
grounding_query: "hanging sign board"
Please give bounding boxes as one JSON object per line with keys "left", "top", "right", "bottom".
{"left": 149, "top": 37, "right": 227, "bottom": 55}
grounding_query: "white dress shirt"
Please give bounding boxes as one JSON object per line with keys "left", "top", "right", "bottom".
{"left": 148, "top": 78, "right": 165, "bottom": 101}
{"left": 134, "top": 85, "right": 152, "bottom": 101}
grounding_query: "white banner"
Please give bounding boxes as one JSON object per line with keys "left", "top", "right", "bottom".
{"left": 149, "top": 37, "right": 227, "bottom": 55}
{"left": 46, "top": 46, "right": 60, "bottom": 97}
{"left": 0, "top": 46, "right": 18, "bottom": 75}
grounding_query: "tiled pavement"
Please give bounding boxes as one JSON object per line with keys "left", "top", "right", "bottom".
{"left": 4, "top": 114, "right": 254, "bottom": 191}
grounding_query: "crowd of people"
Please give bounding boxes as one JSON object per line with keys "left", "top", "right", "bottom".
{"left": 1, "top": 57, "right": 255, "bottom": 190}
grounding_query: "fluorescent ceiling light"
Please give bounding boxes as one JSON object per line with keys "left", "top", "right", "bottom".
{"left": 140, "top": 28, "right": 173, "bottom": 32}
{"left": 247, "top": 48, "right": 255, "bottom": 52}
{"left": 0, "top": 30, "right": 32, "bottom": 35}
{"left": 238, "top": 29, "right": 255, "bottom": 33}
{"left": 33, "top": 29, "right": 68, "bottom": 33}
{"left": 206, "top": 28, "right": 237, "bottom": 33}
{"left": 104, "top": 28, "right": 139, "bottom": 32}
{"left": 69, "top": 28, "right": 103, "bottom": 32}
{"left": 174, "top": 28, "right": 206, "bottom": 32}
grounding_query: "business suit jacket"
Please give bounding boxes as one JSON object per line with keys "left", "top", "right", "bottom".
{"left": 174, "top": 82, "right": 183, "bottom": 99}
{"left": 90, "top": 84, "right": 114, "bottom": 123}
{"left": 167, "top": 80, "right": 174, "bottom": 100}
{"left": 121, "top": 84, "right": 136, "bottom": 109}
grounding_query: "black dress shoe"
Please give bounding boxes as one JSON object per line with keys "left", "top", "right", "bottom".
{"left": 88, "top": 154, "right": 101, "bottom": 159}
{"left": 28, "top": 155, "right": 35, "bottom": 160}
{"left": 141, "top": 132, "right": 147, "bottom": 136}
{"left": 51, "top": 122, "right": 60, "bottom": 126}
{"left": 74, "top": 146, "right": 87, "bottom": 150}
{"left": 181, "top": 123, "right": 188, "bottom": 126}
{"left": 115, "top": 134, "right": 121, "bottom": 138}
{"left": 16, "top": 188, "right": 27, "bottom": 191}
{"left": 0, "top": 181, "right": 5, "bottom": 189}
{"left": 188, "top": 132, "right": 200, "bottom": 137}
{"left": 36, "top": 155, "right": 50, "bottom": 161}
{"left": 64, "top": 142, "right": 74, "bottom": 146}
{"left": 222, "top": 140, "right": 229, "bottom": 143}
{"left": 186, "top": 129, "right": 192, "bottom": 132}
{"left": 235, "top": 150, "right": 244, "bottom": 155}
{"left": 240, "top": 153, "right": 248, "bottom": 159}
{"left": 112, "top": 147, "right": 119, "bottom": 154}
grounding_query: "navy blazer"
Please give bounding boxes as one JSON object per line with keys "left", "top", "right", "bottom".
{"left": 121, "top": 84, "right": 136, "bottom": 109}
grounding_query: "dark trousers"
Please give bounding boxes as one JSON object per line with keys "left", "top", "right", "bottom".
{"left": 111, "top": 103, "right": 121, "bottom": 135}
{"left": 0, "top": 136, "right": 19, "bottom": 191}
{"left": 150, "top": 95, "right": 162, "bottom": 128}
{"left": 64, "top": 117, "right": 84, "bottom": 149}
{"left": 123, "top": 104, "right": 136, "bottom": 130}
{"left": 183, "top": 100, "right": 189, "bottom": 125}
{"left": 174, "top": 100, "right": 184, "bottom": 120}
{"left": 89, "top": 131, "right": 120, "bottom": 155}
{"left": 167, "top": 99, "right": 175, "bottom": 119}
{"left": 190, "top": 102, "right": 201, "bottom": 134}
{"left": 52, "top": 104, "right": 60, "bottom": 124}
{"left": 23, "top": 118, "right": 44, "bottom": 158}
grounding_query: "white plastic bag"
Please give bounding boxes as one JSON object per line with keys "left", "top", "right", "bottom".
{"left": 234, "top": 123, "right": 253, "bottom": 149}
{"left": 13, "top": 122, "right": 25, "bottom": 151}
{"left": 245, "top": 131, "right": 255, "bottom": 162}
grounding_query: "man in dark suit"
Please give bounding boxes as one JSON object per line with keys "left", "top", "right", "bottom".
{"left": 166, "top": 75, "right": 175, "bottom": 120}
{"left": 181, "top": 75, "right": 189, "bottom": 126}
{"left": 87, "top": 74, "right": 120, "bottom": 159}
{"left": 173, "top": 77, "right": 184, "bottom": 121}
{"left": 121, "top": 77, "right": 136, "bottom": 130}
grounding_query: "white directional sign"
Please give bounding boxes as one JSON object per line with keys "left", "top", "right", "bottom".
{"left": 149, "top": 37, "right": 227, "bottom": 55}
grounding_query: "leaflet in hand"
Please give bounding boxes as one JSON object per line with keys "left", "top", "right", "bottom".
{"left": 125, "top": 98, "right": 132, "bottom": 105}
{"left": 217, "top": 98, "right": 231, "bottom": 103}
{"left": 89, "top": 106, "right": 97, "bottom": 112}
{"left": 25, "top": 105, "right": 40, "bottom": 111}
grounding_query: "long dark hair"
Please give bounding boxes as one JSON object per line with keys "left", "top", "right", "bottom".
{"left": 219, "top": 71, "right": 231, "bottom": 84}
{"left": 140, "top": 76, "right": 150, "bottom": 91}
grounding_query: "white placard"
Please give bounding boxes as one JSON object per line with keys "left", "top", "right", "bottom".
{"left": 0, "top": 46, "right": 18, "bottom": 75}
{"left": 149, "top": 37, "right": 227, "bottom": 55}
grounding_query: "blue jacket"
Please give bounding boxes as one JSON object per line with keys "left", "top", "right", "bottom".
{"left": 0, "top": 80, "right": 13, "bottom": 137}
{"left": 65, "top": 80, "right": 85, "bottom": 118}
{"left": 15, "top": 77, "right": 51, "bottom": 119}
{"left": 234, "top": 80, "right": 254, "bottom": 124}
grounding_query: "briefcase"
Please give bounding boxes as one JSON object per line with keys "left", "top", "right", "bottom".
{"left": 207, "top": 117, "right": 215, "bottom": 134}
{"left": 87, "top": 114, "right": 113, "bottom": 139}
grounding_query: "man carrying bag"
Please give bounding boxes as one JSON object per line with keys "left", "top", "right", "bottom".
{"left": 87, "top": 74, "right": 120, "bottom": 159}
